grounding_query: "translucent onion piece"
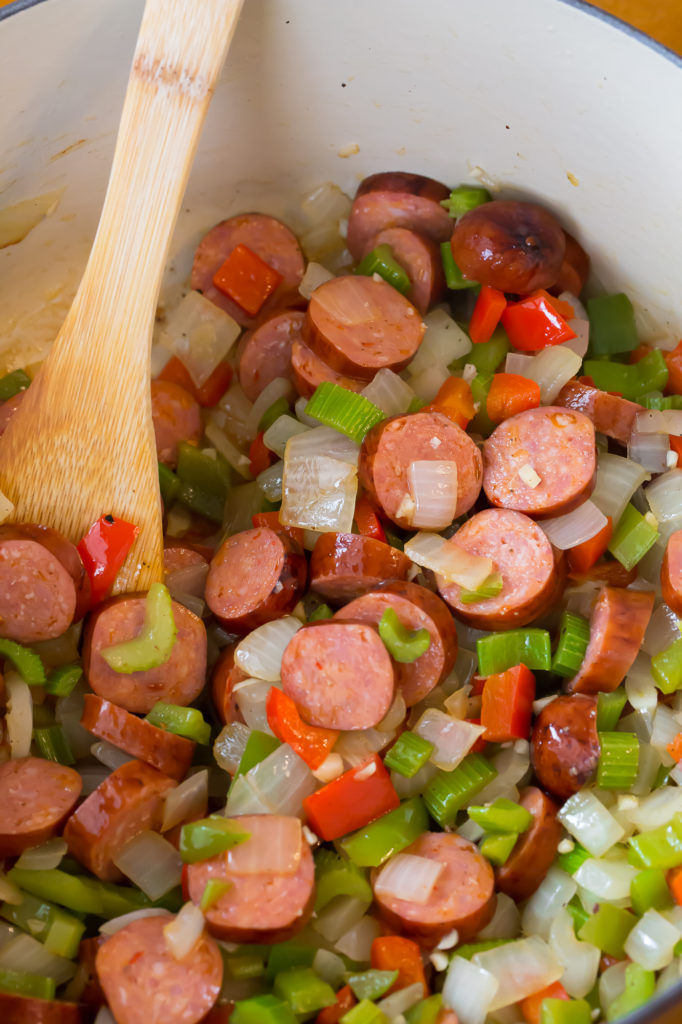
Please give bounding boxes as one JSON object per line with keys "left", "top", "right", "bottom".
{"left": 549, "top": 908, "right": 600, "bottom": 998}
{"left": 204, "top": 419, "right": 252, "bottom": 479}
{"left": 172, "top": 591, "right": 206, "bottom": 619}
{"left": 263, "top": 415, "right": 309, "bottom": 458}
{"left": 391, "top": 761, "right": 437, "bottom": 800}
{"left": 312, "top": 948, "right": 347, "bottom": 988}
{"left": 413, "top": 708, "right": 484, "bottom": 771}
{"left": 281, "top": 454, "right": 357, "bottom": 533}
{"left": 408, "top": 461, "right": 459, "bottom": 530}
{"left": 474, "top": 745, "right": 531, "bottom": 806}
{"left": 629, "top": 430, "right": 671, "bottom": 474}
{"left": 0, "top": 932, "right": 75, "bottom": 984}
{"left": 643, "top": 604, "right": 681, "bottom": 656}
{"left": 563, "top": 319, "right": 590, "bottom": 358}
{"left": 0, "top": 874, "right": 23, "bottom": 906}
{"left": 408, "top": 308, "right": 472, "bottom": 377}
{"left": 407, "top": 362, "right": 451, "bottom": 403}
{"left": 312, "top": 753, "right": 345, "bottom": 783}
{"left": 213, "top": 723, "right": 250, "bottom": 776}
{"left": 631, "top": 741, "right": 664, "bottom": 797}
{"left": 227, "top": 817, "right": 301, "bottom": 876}
{"left": 376, "top": 692, "right": 407, "bottom": 733}
{"left": 473, "top": 935, "right": 563, "bottom": 1012}
{"left": 361, "top": 368, "right": 415, "bottom": 417}
{"left": 599, "top": 962, "right": 628, "bottom": 1012}
{"left": 223, "top": 773, "right": 273, "bottom": 817}
{"left": 225, "top": 744, "right": 316, "bottom": 818}
{"left": 300, "top": 182, "right": 352, "bottom": 229}
{"left": 256, "top": 460, "right": 284, "bottom": 501}
{"left": 559, "top": 291, "right": 588, "bottom": 321}
{"left": 165, "top": 504, "right": 192, "bottom": 538}
{"left": 646, "top": 469, "right": 682, "bottom": 537}
{"left": 334, "top": 914, "right": 381, "bottom": 960}
{"left": 657, "top": 958, "right": 682, "bottom": 995}
{"left": 650, "top": 704, "right": 681, "bottom": 764}
{"left": 377, "top": 982, "right": 425, "bottom": 1018}
{"left": 163, "top": 902, "right": 205, "bottom": 962}
{"left": 91, "top": 740, "right": 134, "bottom": 772}
{"left": 112, "top": 831, "right": 183, "bottom": 900}
{"left": 14, "top": 838, "right": 67, "bottom": 872}
{"left": 99, "top": 909, "right": 169, "bottom": 936}
{"left": 299, "top": 261, "right": 334, "bottom": 300}
{"left": 625, "top": 656, "right": 658, "bottom": 726}
{"left": 540, "top": 500, "right": 608, "bottom": 550}
{"left": 334, "top": 728, "right": 393, "bottom": 768}
{"left": 286, "top": 425, "right": 360, "bottom": 466}
{"left": 591, "top": 452, "right": 650, "bottom": 525}
{"left": 477, "top": 893, "right": 521, "bottom": 941}
{"left": 442, "top": 956, "right": 499, "bottom": 1024}
{"left": 235, "top": 617, "right": 302, "bottom": 680}
{"left": 624, "top": 909, "right": 681, "bottom": 971}
{"left": 314, "top": 896, "right": 370, "bottom": 943}
{"left": 221, "top": 481, "right": 265, "bottom": 536}
{"left": 217, "top": 383, "right": 254, "bottom": 445}
{"left": 374, "top": 853, "right": 444, "bottom": 905}
{"left": 405, "top": 533, "right": 493, "bottom": 590}
{"left": 504, "top": 352, "right": 533, "bottom": 376}
{"left": 161, "top": 769, "right": 209, "bottom": 833}
{"left": 573, "top": 858, "right": 637, "bottom": 901}
{"left": 623, "top": 786, "right": 682, "bottom": 831}
{"left": 295, "top": 396, "right": 321, "bottom": 428}
{"left": 163, "top": 290, "right": 240, "bottom": 387}
{"left": 521, "top": 867, "right": 577, "bottom": 942}
{"left": 233, "top": 678, "right": 275, "bottom": 733}
{"left": 5, "top": 672, "right": 32, "bottom": 758}
{"left": 557, "top": 790, "right": 625, "bottom": 857}
{"left": 246, "top": 377, "right": 296, "bottom": 439}
{"left": 165, "top": 562, "right": 208, "bottom": 601}
{"left": 524, "top": 345, "right": 582, "bottom": 404}
{"left": 636, "top": 409, "right": 682, "bottom": 436}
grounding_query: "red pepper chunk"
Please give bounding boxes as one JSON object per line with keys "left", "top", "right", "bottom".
{"left": 77, "top": 515, "right": 139, "bottom": 608}
{"left": 425, "top": 376, "right": 476, "bottom": 429}
{"left": 486, "top": 372, "right": 541, "bottom": 423}
{"left": 248, "top": 432, "right": 273, "bottom": 477}
{"left": 469, "top": 285, "right": 507, "bottom": 345}
{"left": 480, "top": 663, "right": 535, "bottom": 743}
{"left": 266, "top": 688, "right": 339, "bottom": 770}
{"left": 567, "top": 516, "right": 613, "bottom": 575}
{"left": 158, "top": 355, "right": 233, "bottom": 408}
{"left": 501, "top": 292, "right": 576, "bottom": 351}
{"left": 519, "top": 981, "right": 570, "bottom": 1024}
{"left": 353, "top": 495, "right": 386, "bottom": 542}
{"left": 370, "top": 936, "right": 427, "bottom": 996}
{"left": 212, "top": 243, "right": 283, "bottom": 317}
{"left": 303, "top": 754, "right": 400, "bottom": 841}
{"left": 316, "top": 985, "right": 356, "bottom": 1024}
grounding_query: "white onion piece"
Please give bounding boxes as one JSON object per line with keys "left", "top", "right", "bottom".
{"left": 540, "top": 499, "right": 608, "bottom": 550}
{"left": 549, "top": 908, "right": 600, "bottom": 998}
{"left": 99, "top": 909, "right": 169, "bottom": 936}
{"left": 15, "top": 838, "right": 67, "bottom": 872}
{"left": 573, "top": 858, "right": 637, "bottom": 901}
{"left": 409, "top": 308, "right": 472, "bottom": 376}
{"left": 334, "top": 726, "right": 395, "bottom": 768}
{"left": 0, "top": 874, "right": 23, "bottom": 905}
{"left": 405, "top": 533, "right": 493, "bottom": 589}
{"left": 0, "top": 932, "right": 75, "bottom": 984}
{"left": 408, "top": 362, "right": 451, "bottom": 402}
{"left": 377, "top": 692, "right": 407, "bottom": 733}
{"left": 112, "top": 831, "right": 183, "bottom": 900}
{"left": 636, "top": 409, "right": 682, "bottom": 435}
{"left": 646, "top": 468, "right": 682, "bottom": 537}
{"left": 477, "top": 893, "right": 521, "bottom": 941}
{"left": 631, "top": 741, "right": 664, "bottom": 797}
{"left": 599, "top": 962, "right": 628, "bottom": 1012}
{"left": 204, "top": 419, "right": 252, "bottom": 479}
{"left": 624, "top": 909, "right": 681, "bottom": 971}
{"left": 377, "top": 981, "right": 425, "bottom": 1018}
{"left": 161, "top": 769, "right": 209, "bottom": 833}
{"left": 391, "top": 761, "right": 437, "bottom": 800}
{"left": 217, "top": 381, "right": 253, "bottom": 439}
{"left": 625, "top": 659, "right": 658, "bottom": 726}
{"left": 474, "top": 745, "right": 531, "bottom": 806}
{"left": 213, "top": 723, "right": 250, "bottom": 776}
{"left": 591, "top": 452, "right": 650, "bottom": 525}
{"left": 263, "top": 415, "right": 309, "bottom": 458}
{"left": 413, "top": 708, "right": 484, "bottom": 771}
{"left": 225, "top": 744, "right": 316, "bottom": 818}
{"left": 257, "top": 460, "right": 283, "bottom": 501}
{"left": 313, "top": 896, "right": 370, "bottom": 942}
{"left": 650, "top": 704, "right": 681, "bottom": 764}
{"left": 295, "top": 395, "right": 321, "bottom": 427}
{"left": 312, "top": 948, "right": 346, "bottom": 987}
{"left": 246, "top": 377, "right": 295, "bottom": 438}
{"left": 300, "top": 182, "right": 352, "bottom": 229}
{"left": 312, "top": 753, "right": 345, "bottom": 783}
{"left": 504, "top": 352, "right": 533, "bottom": 376}
{"left": 442, "top": 956, "right": 499, "bottom": 1024}
{"left": 300, "top": 220, "right": 346, "bottom": 263}
{"left": 643, "top": 604, "right": 681, "bottom": 656}
{"left": 173, "top": 591, "right": 206, "bottom": 619}
{"left": 524, "top": 345, "right": 582, "bottom": 404}
{"left": 233, "top": 678, "right": 275, "bottom": 733}
{"left": 165, "top": 505, "right": 192, "bottom": 538}
{"left": 374, "top": 853, "right": 443, "bottom": 905}
{"left": 629, "top": 429, "right": 671, "bottom": 474}
{"left": 235, "top": 616, "right": 301, "bottom": 680}
{"left": 227, "top": 817, "right": 301, "bottom": 875}
{"left": 282, "top": 452, "right": 357, "bottom": 533}
{"left": 361, "top": 368, "right": 415, "bottom": 417}
{"left": 473, "top": 936, "right": 562, "bottom": 1012}
{"left": 521, "top": 867, "right": 576, "bottom": 942}
{"left": 559, "top": 291, "right": 587, "bottom": 320}
{"left": 78, "top": 766, "right": 111, "bottom": 796}
{"left": 163, "top": 290, "right": 240, "bottom": 387}
{"left": 223, "top": 774, "right": 273, "bottom": 816}
{"left": 623, "top": 786, "right": 682, "bottom": 831}
{"left": 558, "top": 790, "right": 625, "bottom": 857}
{"left": 408, "top": 461, "right": 459, "bottom": 530}
{"left": 657, "top": 958, "right": 682, "bottom": 995}
{"left": 5, "top": 672, "right": 32, "bottom": 758}
{"left": 563, "top": 319, "right": 590, "bottom": 358}
{"left": 91, "top": 740, "right": 134, "bottom": 771}
{"left": 334, "top": 914, "right": 381, "bottom": 960}
{"left": 165, "top": 561, "right": 208, "bottom": 600}
{"left": 299, "top": 261, "right": 334, "bottom": 300}
{"left": 164, "top": 902, "right": 205, "bottom": 962}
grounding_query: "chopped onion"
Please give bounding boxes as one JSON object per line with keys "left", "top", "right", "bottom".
{"left": 222, "top": 773, "right": 273, "bottom": 816}
{"left": 256, "top": 460, "right": 283, "bottom": 501}
{"left": 636, "top": 409, "right": 682, "bottom": 436}
{"left": 650, "top": 704, "right": 681, "bottom": 764}
{"left": 172, "top": 591, "right": 206, "bottom": 619}
{"left": 408, "top": 308, "right": 472, "bottom": 377}
{"left": 99, "top": 909, "right": 169, "bottom": 936}
{"left": 474, "top": 745, "right": 531, "bottom": 806}
{"left": 629, "top": 429, "right": 671, "bottom": 474}
{"left": 624, "top": 909, "right": 681, "bottom": 971}
{"left": 540, "top": 499, "right": 608, "bottom": 550}
{"left": 559, "top": 291, "right": 588, "bottom": 320}
{"left": 91, "top": 740, "right": 134, "bottom": 772}
{"left": 162, "top": 290, "right": 240, "bottom": 387}
{"left": 473, "top": 936, "right": 562, "bottom": 1012}
{"left": 334, "top": 914, "right": 381, "bottom": 960}
{"left": 413, "top": 708, "right": 484, "bottom": 771}
{"left": 5, "top": 672, "right": 32, "bottom": 758}
{"left": 573, "top": 858, "right": 637, "bottom": 900}
{"left": 225, "top": 744, "right": 316, "bottom": 818}
{"left": 523, "top": 345, "right": 582, "bottom": 404}
{"left": 234, "top": 678, "right": 275, "bottom": 733}
{"left": 642, "top": 603, "right": 680, "bottom": 656}
{"left": 314, "top": 895, "right": 370, "bottom": 943}
{"left": 246, "top": 377, "right": 295, "bottom": 439}
{"left": 631, "top": 740, "right": 663, "bottom": 797}
{"left": 407, "top": 362, "right": 451, "bottom": 402}
{"left": 548, "top": 908, "right": 600, "bottom": 998}
{"left": 165, "top": 504, "right": 192, "bottom": 538}
{"left": 165, "top": 561, "right": 208, "bottom": 600}
{"left": 590, "top": 453, "right": 650, "bottom": 525}
{"left": 312, "top": 753, "right": 345, "bottom": 783}
{"left": 286, "top": 425, "right": 360, "bottom": 467}
{"left": 408, "top": 461, "right": 459, "bottom": 530}
{"left": 442, "top": 956, "right": 499, "bottom": 1024}
{"left": 299, "top": 261, "right": 334, "bottom": 300}
{"left": 0, "top": 874, "right": 23, "bottom": 906}
{"left": 624, "top": 657, "right": 658, "bottom": 726}
{"left": 300, "top": 182, "right": 352, "bottom": 229}
{"left": 227, "top": 817, "right": 301, "bottom": 875}
{"left": 213, "top": 723, "right": 250, "bottom": 776}
{"left": 521, "top": 866, "right": 576, "bottom": 942}
{"left": 161, "top": 769, "right": 209, "bottom": 832}
{"left": 377, "top": 692, "right": 407, "bottom": 733}
{"left": 377, "top": 982, "right": 424, "bottom": 1018}
{"left": 623, "top": 786, "right": 682, "bottom": 831}
{"left": 295, "top": 395, "right": 321, "bottom": 427}
{"left": 15, "top": 838, "right": 67, "bottom": 872}
{"left": 334, "top": 728, "right": 393, "bottom": 768}
{"left": 558, "top": 790, "right": 625, "bottom": 857}
{"left": 164, "top": 902, "right": 205, "bottom": 962}
{"left": 263, "top": 415, "right": 309, "bottom": 458}
{"left": 281, "top": 453, "right": 357, "bottom": 533}
{"left": 0, "top": 932, "right": 75, "bottom": 984}
{"left": 112, "top": 831, "right": 183, "bottom": 900}
{"left": 657, "top": 958, "right": 682, "bottom": 994}
{"left": 391, "top": 761, "right": 437, "bottom": 800}
{"left": 504, "top": 352, "right": 533, "bottom": 376}
{"left": 205, "top": 418, "right": 252, "bottom": 479}
{"left": 361, "top": 368, "right": 415, "bottom": 417}
{"left": 599, "top": 961, "right": 628, "bottom": 1012}
{"left": 217, "top": 382, "right": 254, "bottom": 445}
{"left": 477, "top": 893, "right": 521, "bottom": 941}
{"left": 235, "top": 616, "right": 301, "bottom": 681}
{"left": 312, "top": 948, "right": 346, "bottom": 987}
{"left": 374, "top": 853, "right": 444, "bottom": 904}
{"left": 563, "top": 319, "right": 590, "bottom": 358}
{"left": 646, "top": 468, "right": 682, "bottom": 541}
{"left": 405, "top": 533, "right": 493, "bottom": 590}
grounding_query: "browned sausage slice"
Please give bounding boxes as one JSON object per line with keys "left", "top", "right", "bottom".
{"left": 359, "top": 411, "right": 483, "bottom": 527}
{"left": 303, "top": 276, "right": 425, "bottom": 379}
{"left": 81, "top": 694, "right": 195, "bottom": 782}
{"left": 205, "top": 527, "right": 306, "bottom": 633}
{"left": 163, "top": 543, "right": 208, "bottom": 577}
{"left": 567, "top": 586, "right": 654, "bottom": 694}
{"left": 211, "top": 643, "right": 247, "bottom": 726}
{"left": 151, "top": 379, "right": 202, "bottom": 470}
{"left": 662, "top": 530, "right": 682, "bottom": 617}
{"left": 0, "top": 992, "right": 85, "bottom": 1024}
{"left": 347, "top": 172, "right": 452, "bottom": 260}
{"left": 495, "top": 786, "right": 562, "bottom": 901}
{"left": 360, "top": 227, "right": 445, "bottom": 314}
{"left": 530, "top": 695, "right": 600, "bottom": 800}
{"left": 483, "top": 407, "right": 596, "bottom": 518}
{"left": 281, "top": 620, "right": 395, "bottom": 729}
{"left": 96, "top": 914, "right": 223, "bottom": 1024}
{"left": 186, "top": 815, "right": 315, "bottom": 943}
{"left": 64, "top": 759, "right": 176, "bottom": 881}
{"left": 84, "top": 595, "right": 207, "bottom": 714}
{"left": 309, "top": 532, "right": 411, "bottom": 604}
{"left": 238, "top": 310, "right": 304, "bottom": 402}
{"left": 437, "top": 509, "right": 563, "bottom": 630}
{"left": 552, "top": 231, "right": 590, "bottom": 297}
{"left": 372, "top": 832, "right": 496, "bottom": 946}
{"left": 0, "top": 757, "right": 82, "bottom": 857}
{"left": 556, "top": 380, "right": 642, "bottom": 445}
{"left": 0, "top": 522, "right": 90, "bottom": 624}
{"left": 334, "top": 581, "right": 457, "bottom": 706}
{"left": 291, "top": 338, "right": 366, "bottom": 398}
{"left": 191, "top": 213, "right": 305, "bottom": 327}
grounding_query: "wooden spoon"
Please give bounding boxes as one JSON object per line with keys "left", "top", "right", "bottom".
{"left": 0, "top": 0, "right": 244, "bottom": 592}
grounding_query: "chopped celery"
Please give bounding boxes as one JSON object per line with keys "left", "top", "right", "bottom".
{"left": 630, "top": 868, "right": 673, "bottom": 916}
{"left": 234, "top": 729, "right": 280, "bottom": 777}
{"left": 423, "top": 753, "right": 497, "bottom": 827}
{"left": 453, "top": 938, "right": 511, "bottom": 960}
{"left": 596, "top": 731, "right": 639, "bottom": 789}
{"left": 341, "top": 1001, "right": 389, "bottom": 1024}
{"left": 577, "top": 904, "right": 635, "bottom": 958}
{"left": 405, "top": 995, "right": 443, "bottom": 1024}
{"left": 468, "top": 797, "right": 532, "bottom": 834}
{"left": 146, "top": 701, "right": 210, "bottom": 744}
{"left": 348, "top": 969, "right": 399, "bottom": 1001}
{"left": 383, "top": 731, "right": 434, "bottom": 778}
{"left": 0, "top": 967, "right": 55, "bottom": 1000}
{"left": 102, "top": 583, "right": 177, "bottom": 673}
{"left": 273, "top": 966, "right": 336, "bottom": 1015}
{"left": 557, "top": 842, "right": 590, "bottom": 875}
{"left": 43, "top": 663, "right": 83, "bottom": 697}
{"left": 355, "top": 244, "right": 411, "bottom": 295}
{"left": 450, "top": 327, "right": 509, "bottom": 375}
{"left": 628, "top": 813, "right": 682, "bottom": 869}
{"left": 305, "top": 382, "right": 385, "bottom": 444}
{"left": 231, "top": 994, "right": 297, "bottom": 1024}
{"left": 551, "top": 611, "right": 590, "bottom": 678}
{"left": 605, "top": 962, "right": 655, "bottom": 1022}
{"left": 440, "top": 242, "right": 478, "bottom": 291}
{"left": 651, "top": 636, "right": 682, "bottom": 694}
{"left": 309, "top": 603, "right": 333, "bottom": 622}
{"left": 480, "top": 831, "right": 518, "bottom": 866}
{"left": 541, "top": 999, "right": 591, "bottom": 1024}
{"left": 33, "top": 724, "right": 75, "bottom": 765}
{"left": 0, "top": 638, "right": 45, "bottom": 686}
{"left": 378, "top": 607, "right": 431, "bottom": 663}
{"left": 7, "top": 868, "right": 105, "bottom": 916}
{"left": 441, "top": 185, "right": 491, "bottom": 219}
{"left": 607, "top": 503, "right": 659, "bottom": 570}
{"left": 476, "top": 628, "right": 551, "bottom": 676}
{"left": 597, "top": 689, "right": 628, "bottom": 731}
{"left": 314, "top": 848, "right": 372, "bottom": 911}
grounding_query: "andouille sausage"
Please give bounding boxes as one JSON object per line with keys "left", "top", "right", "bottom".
{"left": 568, "top": 560, "right": 637, "bottom": 589}
{"left": 290, "top": 339, "right": 366, "bottom": 398}
{"left": 205, "top": 527, "right": 307, "bottom": 633}
{"left": 482, "top": 407, "right": 596, "bottom": 518}
{"left": 303, "top": 276, "right": 425, "bottom": 379}
{"left": 372, "top": 832, "right": 496, "bottom": 946}
{"left": 151, "top": 379, "right": 202, "bottom": 469}
{"left": 552, "top": 231, "right": 590, "bottom": 297}
{"left": 84, "top": 595, "right": 207, "bottom": 714}
{"left": 0, "top": 757, "right": 82, "bottom": 857}
{"left": 662, "top": 530, "right": 682, "bottom": 617}
{"left": 96, "top": 914, "right": 223, "bottom": 1024}
{"left": 495, "top": 786, "right": 562, "bottom": 901}
{"left": 64, "top": 759, "right": 176, "bottom": 881}
{"left": 186, "top": 815, "right": 315, "bottom": 943}
{"left": 81, "top": 694, "right": 195, "bottom": 782}
{"left": 211, "top": 643, "right": 247, "bottom": 726}
{"left": 163, "top": 543, "right": 208, "bottom": 578}
{"left": 281, "top": 620, "right": 395, "bottom": 729}
{"left": 191, "top": 213, "right": 305, "bottom": 328}
{"left": 0, "top": 390, "right": 25, "bottom": 438}
{"left": 450, "top": 200, "right": 566, "bottom": 293}
{"left": 309, "top": 532, "right": 411, "bottom": 604}
{"left": 0, "top": 992, "right": 85, "bottom": 1024}
{"left": 359, "top": 411, "right": 483, "bottom": 527}
{"left": 556, "top": 379, "right": 642, "bottom": 445}
{"left": 567, "top": 586, "right": 654, "bottom": 694}
{"left": 238, "top": 310, "right": 304, "bottom": 402}
{"left": 360, "top": 226, "right": 445, "bottom": 314}
{"left": 346, "top": 172, "right": 452, "bottom": 260}
{"left": 437, "top": 509, "right": 564, "bottom": 630}
{"left": 530, "top": 695, "right": 600, "bottom": 800}
{"left": 335, "top": 581, "right": 458, "bottom": 706}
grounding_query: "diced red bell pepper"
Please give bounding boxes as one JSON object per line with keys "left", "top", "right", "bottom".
{"left": 670, "top": 436, "right": 682, "bottom": 465}
{"left": 353, "top": 495, "right": 386, "bottom": 542}
{"left": 251, "top": 511, "right": 305, "bottom": 547}
{"left": 469, "top": 286, "right": 507, "bottom": 345}
{"left": 266, "top": 688, "right": 339, "bottom": 770}
{"left": 533, "top": 289, "right": 575, "bottom": 321}
{"left": 370, "top": 936, "right": 427, "bottom": 996}
{"left": 316, "top": 985, "right": 356, "bottom": 1024}
{"left": 501, "top": 292, "right": 576, "bottom": 351}
{"left": 469, "top": 674, "right": 487, "bottom": 697}
{"left": 520, "top": 981, "right": 570, "bottom": 1024}
{"left": 77, "top": 514, "right": 139, "bottom": 608}
{"left": 465, "top": 717, "right": 488, "bottom": 754}
{"left": 248, "top": 432, "right": 273, "bottom": 477}
{"left": 212, "top": 243, "right": 283, "bottom": 317}
{"left": 566, "top": 516, "right": 613, "bottom": 575}
{"left": 486, "top": 372, "right": 541, "bottom": 423}
{"left": 303, "top": 754, "right": 400, "bottom": 841}
{"left": 425, "top": 376, "right": 476, "bottom": 429}
{"left": 158, "top": 355, "right": 233, "bottom": 407}
{"left": 480, "top": 663, "right": 536, "bottom": 742}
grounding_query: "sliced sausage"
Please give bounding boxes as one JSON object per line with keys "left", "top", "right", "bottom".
{"left": 568, "top": 560, "right": 637, "bottom": 588}
{"left": 96, "top": 913, "right": 223, "bottom": 1024}
{"left": 205, "top": 527, "right": 307, "bottom": 633}
{"left": 81, "top": 694, "right": 195, "bottom": 782}
{"left": 303, "top": 276, "right": 425, "bottom": 379}
{"left": 347, "top": 171, "right": 452, "bottom": 260}
{"left": 531, "top": 695, "right": 600, "bottom": 800}
{"left": 84, "top": 595, "right": 207, "bottom": 714}
{"left": 556, "top": 380, "right": 642, "bottom": 445}
{"left": 662, "top": 530, "right": 682, "bottom": 617}
{"left": 211, "top": 643, "right": 247, "bottom": 726}
{"left": 186, "top": 815, "right": 315, "bottom": 943}
{"left": 372, "top": 832, "right": 496, "bottom": 946}
{"left": 281, "top": 620, "right": 395, "bottom": 729}
{"left": 291, "top": 338, "right": 366, "bottom": 398}
{"left": 0, "top": 993, "right": 84, "bottom": 1024}
{"left": 482, "top": 407, "right": 596, "bottom": 518}
{"left": 567, "top": 586, "right": 654, "bottom": 694}
{"left": 0, "top": 756, "right": 82, "bottom": 857}
{"left": 163, "top": 543, "right": 208, "bottom": 577}
{"left": 495, "top": 786, "right": 562, "bottom": 901}
{"left": 0, "top": 390, "right": 25, "bottom": 439}
{"left": 151, "top": 378, "right": 202, "bottom": 470}
{"left": 450, "top": 200, "right": 566, "bottom": 293}
{"left": 335, "top": 581, "right": 457, "bottom": 706}
{"left": 310, "top": 532, "right": 411, "bottom": 604}
{"left": 191, "top": 213, "right": 305, "bottom": 328}
{"left": 359, "top": 411, "right": 482, "bottom": 527}
{"left": 552, "top": 231, "right": 590, "bottom": 297}
{"left": 238, "top": 310, "right": 304, "bottom": 402}
{"left": 360, "top": 227, "right": 445, "bottom": 314}
{"left": 64, "top": 759, "right": 176, "bottom": 881}
{"left": 437, "top": 509, "right": 564, "bottom": 630}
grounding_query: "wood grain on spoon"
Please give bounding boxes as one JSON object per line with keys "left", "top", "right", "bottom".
{"left": 0, "top": 0, "right": 244, "bottom": 592}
